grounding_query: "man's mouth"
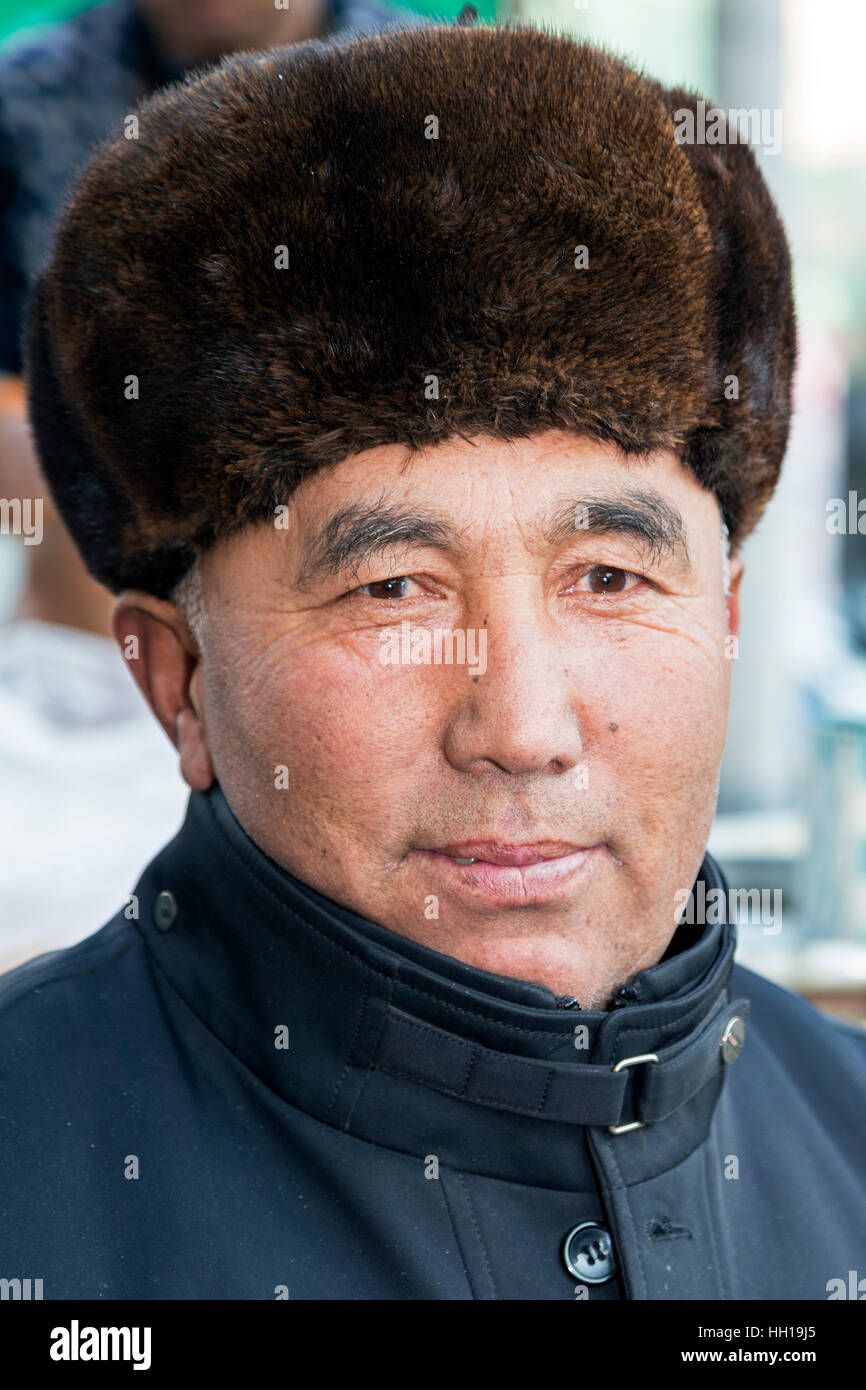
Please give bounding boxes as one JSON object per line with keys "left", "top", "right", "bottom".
{"left": 430, "top": 841, "right": 590, "bottom": 866}
{"left": 412, "top": 840, "right": 610, "bottom": 906}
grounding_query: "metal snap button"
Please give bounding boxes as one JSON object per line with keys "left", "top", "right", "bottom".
{"left": 562, "top": 1222, "right": 617, "bottom": 1284}
{"left": 153, "top": 890, "right": 178, "bottom": 931}
{"left": 720, "top": 1014, "right": 746, "bottom": 1063}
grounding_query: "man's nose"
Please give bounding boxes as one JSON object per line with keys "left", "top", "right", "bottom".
{"left": 441, "top": 598, "right": 586, "bottom": 777}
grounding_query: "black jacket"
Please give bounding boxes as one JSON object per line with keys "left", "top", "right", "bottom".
{"left": 1, "top": 784, "right": 864, "bottom": 1299}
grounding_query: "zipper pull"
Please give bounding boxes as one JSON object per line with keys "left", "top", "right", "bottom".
{"left": 554, "top": 994, "right": 581, "bottom": 1009}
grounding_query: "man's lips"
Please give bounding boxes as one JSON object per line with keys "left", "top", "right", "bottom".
{"left": 411, "top": 841, "right": 609, "bottom": 907}
{"left": 427, "top": 841, "right": 590, "bottom": 866}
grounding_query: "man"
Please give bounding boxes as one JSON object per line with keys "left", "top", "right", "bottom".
{"left": 2, "top": 21, "right": 864, "bottom": 1301}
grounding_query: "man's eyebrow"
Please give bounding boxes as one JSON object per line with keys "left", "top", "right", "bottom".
{"left": 293, "top": 486, "right": 691, "bottom": 590}
{"left": 543, "top": 489, "right": 691, "bottom": 570}
{"left": 294, "top": 501, "right": 458, "bottom": 590}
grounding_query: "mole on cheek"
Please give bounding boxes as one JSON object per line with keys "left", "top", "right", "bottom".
{"left": 609, "top": 722, "right": 619, "bottom": 731}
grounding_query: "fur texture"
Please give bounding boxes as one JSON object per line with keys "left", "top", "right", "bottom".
{"left": 25, "top": 21, "right": 797, "bottom": 596}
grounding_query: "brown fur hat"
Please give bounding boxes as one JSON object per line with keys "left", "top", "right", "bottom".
{"left": 25, "top": 21, "right": 797, "bottom": 598}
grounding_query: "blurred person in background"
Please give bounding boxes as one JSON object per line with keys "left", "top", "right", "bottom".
{"left": 0, "top": 0, "right": 424, "bottom": 971}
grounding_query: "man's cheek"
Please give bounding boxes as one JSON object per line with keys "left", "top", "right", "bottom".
{"left": 250, "top": 649, "right": 440, "bottom": 791}
{"left": 601, "top": 644, "right": 728, "bottom": 775}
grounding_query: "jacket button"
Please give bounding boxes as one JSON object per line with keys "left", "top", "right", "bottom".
{"left": 562, "top": 1222, "right": 617, "bottom": 1284}
{"left": 153, "top": 890, "right": 178, "bottom": 931}
{"left": 720, "top": 1014, "right": 746, "bottom": 1063}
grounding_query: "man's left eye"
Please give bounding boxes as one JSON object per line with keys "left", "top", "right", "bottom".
{"left": 574, "top": 566, "right": 644, "bottom": 595}
{"left": 356, "top": 576, "right": 418, "bottom": 600}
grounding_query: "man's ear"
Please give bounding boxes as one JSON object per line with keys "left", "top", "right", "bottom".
{"left": 726, "top": 551, "right": 745, "bottom": 640}
{"left": 112, "top": 591, "right": 215, "bottom": 792}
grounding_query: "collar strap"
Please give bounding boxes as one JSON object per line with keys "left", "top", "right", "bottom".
{"left": 372, "top": 993, "right": 750, "bottom": 1132}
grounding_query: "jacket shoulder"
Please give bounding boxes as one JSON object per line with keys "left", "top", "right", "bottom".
{"left": 732, "top": 958, "right": 866, "bottom": 1038}
{"left": 0, "top": 911, "right": 143, "bottom": 1030}
{"left": 731, "top": 958, "right": 866, "bottom": 1099}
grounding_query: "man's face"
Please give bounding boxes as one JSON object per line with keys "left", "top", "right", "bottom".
{"left": 129, "top": 429, "right": 742, "bottom": 1008}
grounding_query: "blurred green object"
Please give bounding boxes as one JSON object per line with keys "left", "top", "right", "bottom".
{"left": 0, "top": 0, "right": 497, "bottom": 45}
{"left": 406, "top": 0, "right": 497, "bottom": 16}
{"left": 0, "top": 0, "right": 83, "bottom": 43}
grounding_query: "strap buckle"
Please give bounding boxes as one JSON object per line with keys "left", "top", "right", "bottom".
{"left": 608, "top": 1052, "right": 659, "bottom": 1134}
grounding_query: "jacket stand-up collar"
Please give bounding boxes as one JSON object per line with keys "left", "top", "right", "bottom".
{"left": 137, "top": 785, "right": 748, "bottom": 1194}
